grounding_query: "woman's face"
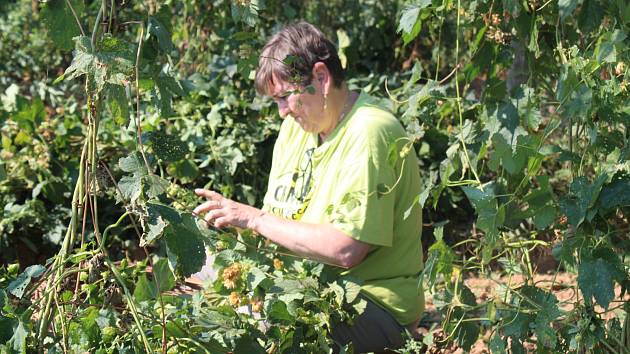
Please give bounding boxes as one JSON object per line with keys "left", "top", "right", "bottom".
{"left": 269, "top": 76, "right": 326, "bottom": 134}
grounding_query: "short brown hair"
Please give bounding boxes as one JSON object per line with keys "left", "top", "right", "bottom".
{"left": 255, "top": 22, "right": 345, "bottom": 95}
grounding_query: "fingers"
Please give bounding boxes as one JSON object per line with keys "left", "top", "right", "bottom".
{"left": 195, "top": 188, "right": 223, "bottom": 200}
{"left": 213, "top": 216, "right": 230, "bottom": 228}
{"left": 193, "top": 200, "right": 222, "bottom": 215}
{"left": 203, "top": 209, "right": 225, "bottom": 226}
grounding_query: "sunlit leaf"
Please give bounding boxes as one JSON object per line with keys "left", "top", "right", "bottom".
{"left": 7, "top": 265, "right": 46, "bottom": 299}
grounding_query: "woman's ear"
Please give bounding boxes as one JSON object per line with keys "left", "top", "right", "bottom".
{"left": 312, "top": 62, "right": 331, "bottom": 95}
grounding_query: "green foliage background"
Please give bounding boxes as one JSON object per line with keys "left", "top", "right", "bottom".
{"left": 0, "top": 0, "right": 629, "bottom": 352}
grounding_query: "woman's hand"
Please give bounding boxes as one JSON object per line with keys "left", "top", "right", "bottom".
{"left": 193, "top": 189, "right": 262, "bottom": 230}
{"left": 194, "top": 189, "right": 370, "bottom": 268}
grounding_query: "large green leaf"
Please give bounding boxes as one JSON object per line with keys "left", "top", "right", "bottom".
{"left": 578, "top": 0, "right": 604, "bottom": 33}
{"left": 462, "top": 183, "right": 504, "bottom": 241}
{"left": 144, "top": 175, "right": 170, "bottom": 199}
{"left": 521, "top": 286, "right": 561, "bottom": 347}
{"left": 488, "top": 134, "right": 527, "bottom": 174}
{"left": 559, "top": 174, "right": 607, "bottom": 227}
{"left": 147, "top": 131, "right": 188, "bottom": 162}
{"left": 145, "top": 203, "right": 206, "bottom": 277}
{"left": 397, "top": 1, "right": 431, "bottom": 45}
{"left": 563, "top": 84, "right": 592, "bottom": 119}
{"left": 118, "top": 175, "right": 142, "bottom": 203}
{"left": 153, "top": 258, "right": 175, "bottom": 292}
{"left": 422, "top": 227, "right": 455, "bottom": 287}
{"left": 0, "top": 316, "right": 15, "bottom": 344}
{"left": 578, "top": 258, "right": 615, "bottom": 309}
{"left": 147, "top": 17, "right": 175, "bottom": 53}
{"left": 133, "top": 274, "right": 157, "bottom": 302}
{"left": 61, "top": 36, "right": 134, "bottom": 92}
{"left": 5, "top": 318, "right": 27, "bottom": 354}
{"left": 7, "top": 265, "right": 46, "bottom": 299}
{"left": 154, "top": 73, "right": 185, "bottom": 117}
{"left": 454, "top": 321, "right": 480, "bottom": 352}
{"left": 119, "top": 152, "right": 147, "bottom": 175}
{"left": 598, "top": 177, "right": 630, "bottom": 210}
{"left": 41, "top": 0, "right": 85, "bottom": 51}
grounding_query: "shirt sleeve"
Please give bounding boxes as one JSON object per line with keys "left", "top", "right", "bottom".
{"left": 325, "top": 136, "right": 397, "bottom": 247}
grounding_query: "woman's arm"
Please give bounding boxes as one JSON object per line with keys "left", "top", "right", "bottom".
{"left": 193, "top": 189, "right": 371, "bottom": 268}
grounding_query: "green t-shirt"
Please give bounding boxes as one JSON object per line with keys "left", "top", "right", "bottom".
{"left": 262, "top": 92, "right": 424, "bottom": 325}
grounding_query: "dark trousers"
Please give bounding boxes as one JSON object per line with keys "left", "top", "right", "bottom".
{"left": 330, "top": 296, "right": 406, "bottom": 353}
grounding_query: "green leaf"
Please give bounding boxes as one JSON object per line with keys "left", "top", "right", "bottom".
{"left": 578, "top": 0, "right": 604, "bottom": 33}
{"left": 489, "top": 333, "right": 506, "bottom": 353}
{"left": 402, "top": 18, "right": 422, "bottom": 46}
{"left": 133, "top": 274, "right": 156, "bottom": 302}
{"left": 0, "top": 316, "right": 16, "bottom": 344}
{"left": 337, "top": 29, "right": 350, "bottom": 69}
{"left": 488, "top": 134, "right": 527, "bottom": 174}
{"left": 147, "top": 131, "right": 188, "bottom": 162}
{"left": 144, "top": 175, "right": 170, "bottom": 199}
{"left": 266, "top": 300, "right": 294, "bottom": 322}
{"left": 7, "top": 265, "right": 46, "bottom": 299}
{"left": 598, "top": 177, "right": 630, "bottom": 211}
{"left": 234, "top": 335, "right": 266, "bottom": 354}
{"left": 353, "top": 298, "right": 367, "bottom": 314}
{"left": 8, "top": 319, "right": 27, "bottom": 353}
{"left": 462, "top": 183, "right": 504, "bottom": 241}
{"left": 342, "top": 279, "right": 362, "bottom": 303}
{"left": 559, "top": 174, "right": 607, "bottom": 227}
{"left": 327, "top": 281, "right": 345, "bottom": 306}
{"left": 230, "top": 1, "right": 261, "bottom": 27}
{"left": 246, "top": 267, "right": 269, "bottom": 290}
{"left": 63, "top": 36, "right": 134, "bottom": 92}
{"left": 422, "top": 227, "right": 455, "bottom": 287}
{"left": 532, "top": 205, "right": 557, "bottom": 230}
{"left": 41, "top": 0, "right": 85, "bottom": 51}
{"left": 397, "top": 1, "right": 431, "bottom": 43}
{"left": 118, "top": 175, "right": 142, "bottom": 203}
{"left": 105, "top": 84, "right": 129, "bottom": 126}
{"left": 578, "top": 258, "right": 615, "bottom": 309}
{"left": 454, "top": 322, "right": 480, "bottom": 351}
{"left": 595, "top": 30, "right": 626, "bottom": 64}
{"left": 163, "top": 213, "right": 207, "bottom": 277}
{"left": 564, "top": 84, "right": 592, "bottom": 119}
{"left": 502, "top": 311, "right": 533, "bottom": 339}
{"left": 167, "top": 159, "right": 200, "bottom": 182}
{"left": 153, "top": 258, "right": 175, "bottom": 292}
{"left": 519, "top": 286, "right": 561, "bottom": 347}
{"left": 63, "top": 36, "right": 95, "bottom": 78}
{"left": 559, "top": 0, "right": 580, "bottom": 20}
{"left": 143, "top": 202, "right": 170, "bottom": 245}
{"left": 154, "top": 75, "right": 185, "bottom": 117}
{"left": 147, "top": 17, "right": 175, "bottom": 52}
{"left": 118, "top": 152, "right": 147, "bottom": 175}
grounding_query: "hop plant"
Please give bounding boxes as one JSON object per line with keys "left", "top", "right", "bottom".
{"left": 228, "top": 292, "right": 242, "bottom": 307}
{"left": 615, "top": 61, "right": 625, "bottom": 76}
{"left": 251, "top": 297, "right": 264, "bottom": 313}
{"left": 222, "top": 263, "right": 242, "bottom": 289}
{"left": 273, "top": 258, "right": 284, "bottom": 271}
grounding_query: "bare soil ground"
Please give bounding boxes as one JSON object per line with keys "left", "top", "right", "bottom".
{"left": 416, "top": 272, "right": 629, "bottom": 353}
